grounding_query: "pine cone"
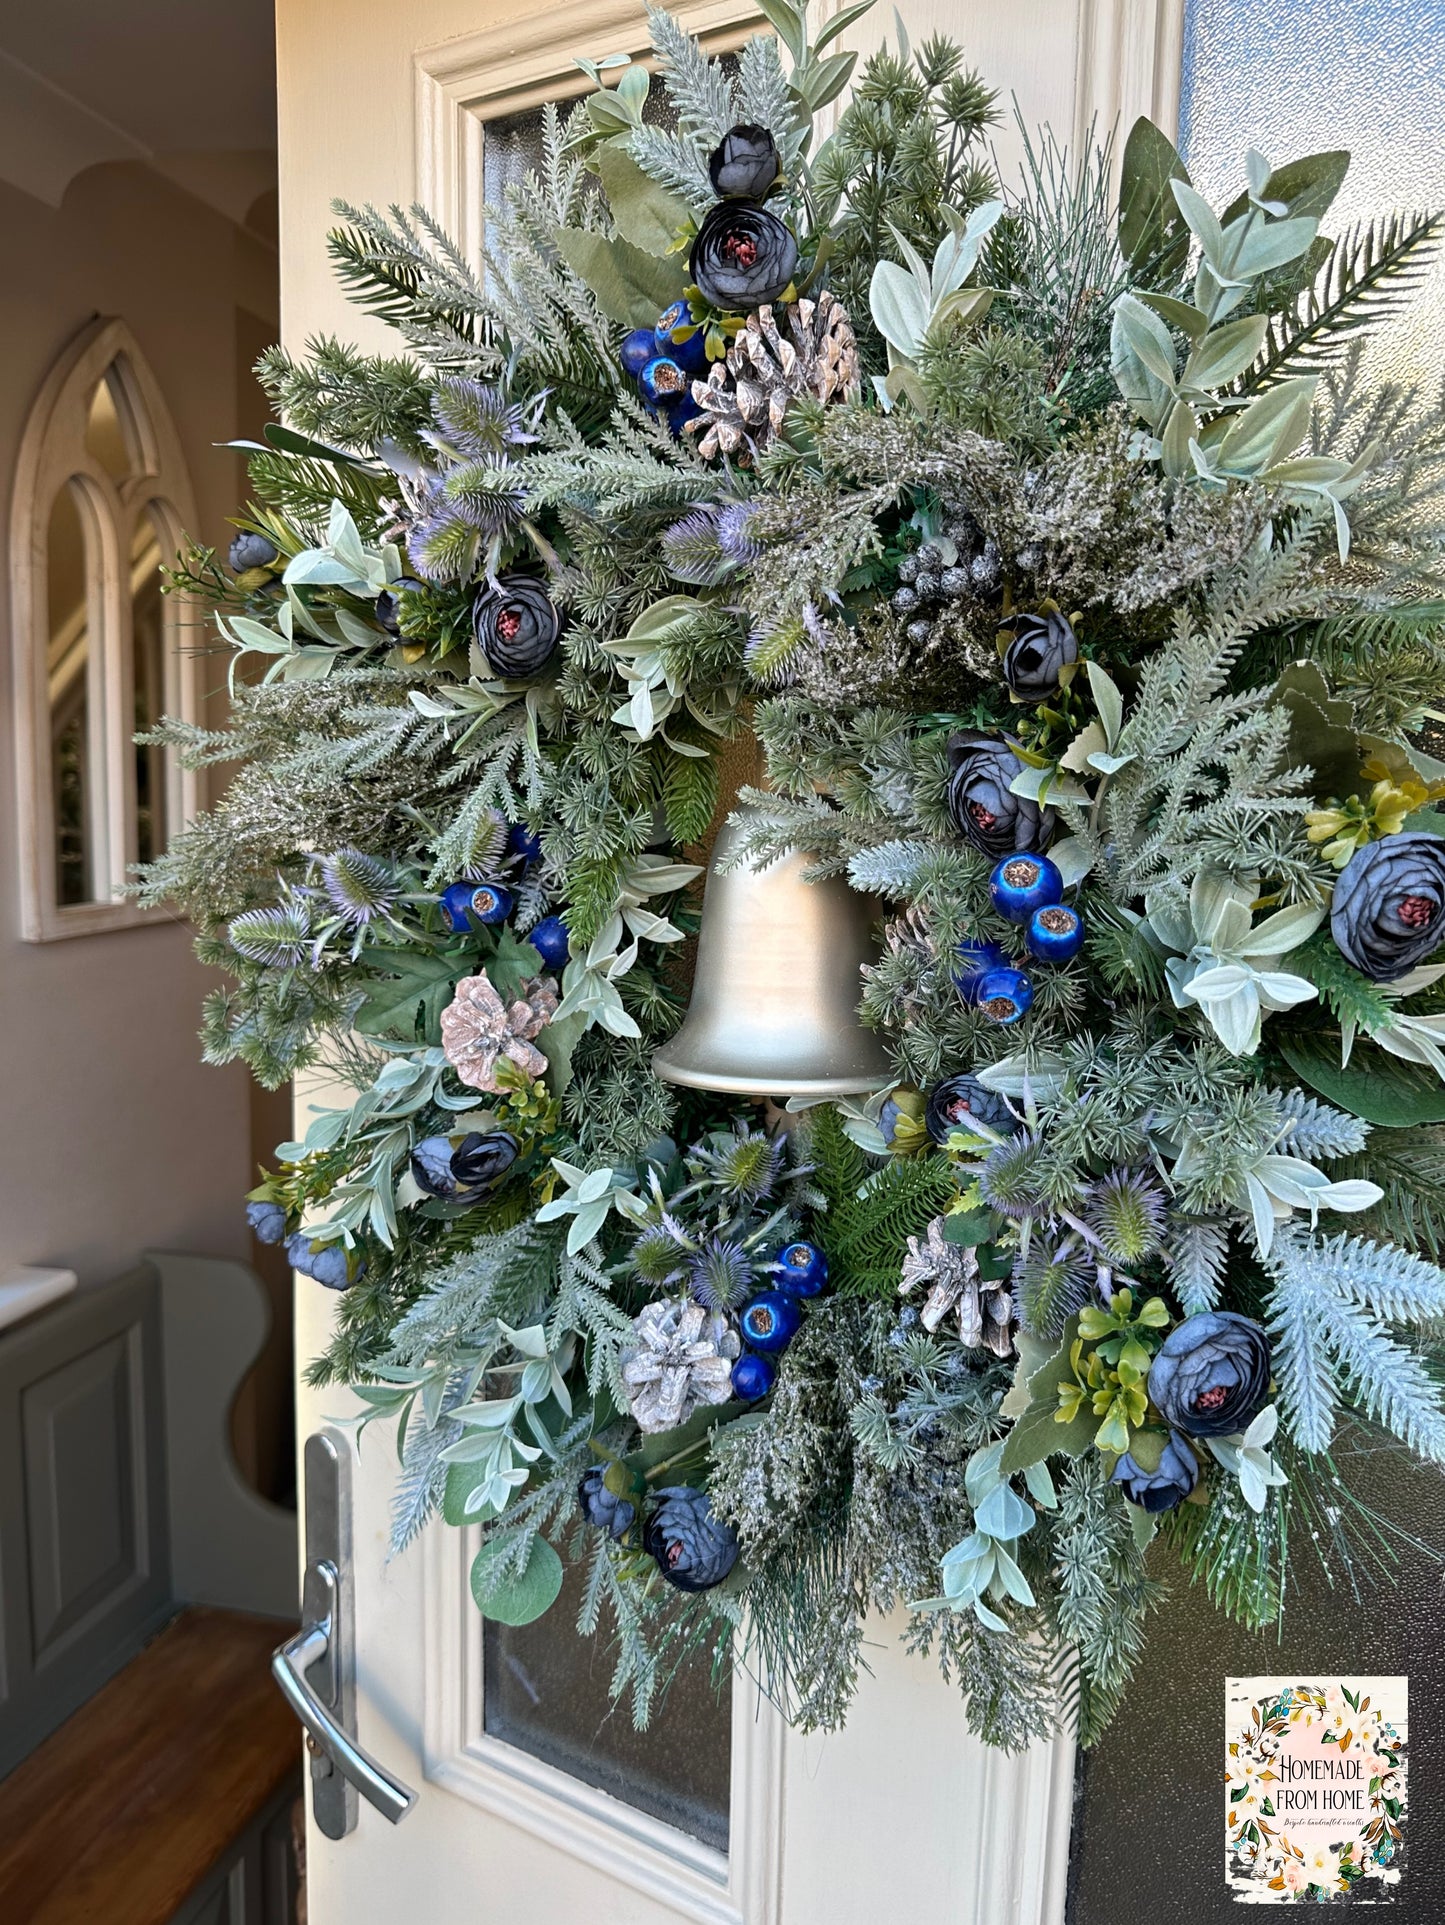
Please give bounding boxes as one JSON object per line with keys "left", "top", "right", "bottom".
{"left": 687, "top": 292, "right": 860, "bottom": 462}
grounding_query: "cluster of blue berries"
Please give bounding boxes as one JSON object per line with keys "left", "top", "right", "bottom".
{"left": 729, "top": 1240, "right": 827, "bottom": 1400}
{"left": 435, "top": 820, "right": 571, "bottom": 970}
{"left": 620, "top": 299, "right": 711, "bottom": 434}
{"left": 953, "top": 854, "right": 1084, "bottom": 1025}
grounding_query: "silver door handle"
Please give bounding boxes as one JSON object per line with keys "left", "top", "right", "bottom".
{"left": 272, "top": 1561, "right": 417, "bottom": 1827}
{"left": 275, "top": 1430, "right": 419, "bottom": 1836}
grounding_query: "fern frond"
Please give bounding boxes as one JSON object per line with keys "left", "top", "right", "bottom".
{"left": 1243, "top": 210, "right": 1445, "bottom": 391}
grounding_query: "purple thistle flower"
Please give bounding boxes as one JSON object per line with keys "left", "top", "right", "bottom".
{"left": 318, "top": 849, "right": 400, "bottom": 925}
{"left": 688, "top": 1236, "right": 756, "bottom": 1314}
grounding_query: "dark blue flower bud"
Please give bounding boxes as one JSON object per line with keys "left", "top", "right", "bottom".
{"left": 228, "top": 531, "right": 278, "bottom": 572}
{"left": 578, "top": 1464, "right": 635, "bottom": 1541}
{"left": 246, "top": 1199, "right": 287, "bottom": 1244}
{"left": 1111, "top": 1430, "right": 1199, "bottom": 1512}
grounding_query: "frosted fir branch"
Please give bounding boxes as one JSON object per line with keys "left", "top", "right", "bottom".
{"left": 646, "top": 3, "right": 736, "bottom": 146}
{"left": 847, "top": 838, "right": 938, "bottom": 898}
{"left": 389, "top": 1378, "right": 467, "bottom": 1556}
{"left": 627, "top": 124, "right": 714, "bottom": 209}
{"left": 1167, "top": 1216, "right": 1229, "bottom": 1316}
{"left": 736, "top": 34, "right": 803, "bottom": 169}
{"left": 1272, "top": 1088, "right": 1371, "bottom": 1161}
{"left": 1265, "top": 1229, "right": 1445, "bottom": 1460}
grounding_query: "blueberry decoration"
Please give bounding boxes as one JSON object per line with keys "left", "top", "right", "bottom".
{"left": 731, "top": 1351, "right": 777, "bottom": 1400}
{"left": 739, "top": 1290, "right": 803, "bottom": 1352}
{"left": 953, "top": 938, "right": 1010, "bottom": 1003}
{"left": 528, "top": 914, "right": 571, "bottom": 969}
{"left": 689, "top": 201, "right": 799, "bottom": 311}
{"left": 974, "top": 966, "right": 1034, "bottom": 1025}
{"left": 1111, "top": 1431, "right": 1199, "bottom": 1513}
{"left": 620, "top": 327, "right": 656, "bottom": 379}
{"left": 989, "top": 853, "right": 1064, "bottom": 924}
{"left": 1330, "top": 832, "right": 1445, "bottom": 981}
{"left": 1148, "top": 1311, "right": 1271, "bottom": 1438}
{"left": 774, "top": 1241, "right": 828, "bottom": 1297}
{"left": 246, "top": 1199, "right": 287, "bottom": 1244}
{"left": 644, "top": 1486, "right": 740, "bottom": 1592}
{"left": 707, "top": 124, "right": 781, "bottom": 200}
{"left": 578, "top": 1464, "right": 635, "bottom": 1541}
{"left": 507, "top": 822, "right": 544, "bottom": 864}
{"left": 1025, "top": 902, "right": 1084, "bottom": 962}
{"left": 228, "top": 530, "right": 278, "bottom": 573}
{"left": 655, "top": 299, "right": 710, "bottom": 376}
{"left": 438, "top": 880, "right": 514, "bottom": 931}
{"left": 473, "top": 575, "right": 561, "bottom": 679}
{"left": 638, "top": 355, "right": 693, "bottom": 412}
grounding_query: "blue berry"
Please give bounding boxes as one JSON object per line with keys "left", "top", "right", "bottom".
{"left": 773, "top": 1241, "right": 828, "bottom": 1297}
{"left": 988, "top": 853, "right": 1063, "bottom": 924}
{"left": 438, "top": 880, "right": 514, "bottom": 931}
{"left": 638, "top": 355, "right": 691, "bottom": 410}
{"left": 655, "top": 299, "right": 709, "bottom": 376}
{"left": 974, "top": 966, "right": 1034, "bottom": 1025}
{"left": 620, "top": 328, "right": 655, "bottom": 378}
{"left": 739, "top": 1291, "right": 802, "bottom": 1352}
{"left": 528, "top": 914, "right": 571, "bottom": 969}
{"left": 731, "top": 1351, "right": 777, "bottom": 1400}
{"left": 953, "top": 938, "right": 1009, "bottom": 1003}
{"left": 1025, "top": 901, "right": 1084, "bottom": 963}
{"left": 507, "top": 822, "right": 543, "bottom": 864}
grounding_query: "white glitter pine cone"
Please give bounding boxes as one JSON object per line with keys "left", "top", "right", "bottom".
{"left": 621, "top": 1298, "right": 740, "bottom": 1433}
{"left": 439, "top": 969, "right": 558, "bottom": 1092}
{"left": 687, "top": 292, "right": 860, "bottom": 463}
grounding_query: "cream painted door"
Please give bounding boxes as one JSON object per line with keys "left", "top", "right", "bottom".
{"left": 279, "top": 3, "right": 1182, "bottom": 1920}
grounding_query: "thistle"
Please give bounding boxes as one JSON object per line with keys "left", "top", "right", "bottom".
{"left": 688, "top": 1235, "right": 756, "bottom": 1314}
{"left": 1085, "top": 1168, "right": 1167, "bottom": 1266}
{"left": 317, "top": 849, "right": 401, "bottom": 925}
{"left": 228, "top": 903, "right": 312, "bottom": 968}
{"left": 977, "top": 1133, "right": 1050, "bottom": 1219}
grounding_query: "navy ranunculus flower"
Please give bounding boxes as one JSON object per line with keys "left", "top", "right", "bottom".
{"left": 708, "top": 124, "right": 780, "bottom": 200}
{"left": 1148, "top": 1311, "right": 1271, "bottom": 1438}
{"left": 473, "top": 575, "right": 561, "bottom": 678}
{"left": 578, "top": 1464, "right": 635, "bottom": 1541}
{"left": 924, "top": 1072, "right": 1019, "bottom": 1145}
{"left": 412, "top": 1130, "right": 518, "bottom": 1201}
{"left": 246, "top": 1199, "right": 287, "bottom": 1244}
{"left": 450, "top": 1130, "right": 519, "bottom": 1194}
{"left": 690, "top": 202, "right": 799, "bottom": 311}
{"left": 228, "top": 530, "right": 278, "bottom": 572}
{"left": 1002, "top": 611, "right": 1078, "bottom": 702}
{"left": 1330, "top": 832, "right": 1445, "bottom": 982}
{"left": 944, "top": 731, "right": 1056, "bottom": 858}
{"left": 1111, "top": 1431, "right": 1199, "bottom": 1512}
{"left": 644, "top": 1486, "right": 740, "bottom": 1592}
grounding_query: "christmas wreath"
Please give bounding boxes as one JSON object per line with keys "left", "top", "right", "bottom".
{"left": 147, "top": 2, "right": 1445, "bottom": 1749}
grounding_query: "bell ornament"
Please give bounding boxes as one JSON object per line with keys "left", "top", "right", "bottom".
{"left": 652, "top": 812, "right": 892, "bottom": 1100}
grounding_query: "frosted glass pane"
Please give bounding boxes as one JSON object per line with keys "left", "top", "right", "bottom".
{"left": 1180, "top": 0, "right": 1445, "bottom": 395}
{"left": 483, "top": 1559, "right": 731, "bottom": 1850}
{"left": 47, "top": 483, "right": 92, "bottom": 906}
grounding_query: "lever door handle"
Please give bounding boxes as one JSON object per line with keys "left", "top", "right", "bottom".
{"left": 272, "top": 1561, "right": 417, "bottom": 1828}
{"left": 276, "top": 1430, "right": 419, "bottom": 1837}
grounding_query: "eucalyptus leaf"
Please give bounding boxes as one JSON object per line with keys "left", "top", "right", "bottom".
{"left": 552, "top": 228, "right": 686, "bottom": 329}
{"left": 470, "top": 1534, "right": 564, "bottom": 1626}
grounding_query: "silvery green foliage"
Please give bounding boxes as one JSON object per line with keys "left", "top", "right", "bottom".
{"left": 1265, "top": 1230, "right": 1445, "bottom": 1458}
{"left": 1273, "top": 1088, "right": 1370, "bottom": 1160}
{"left": 1167, "top": 1218, "right": 1230, "bottom": 1316}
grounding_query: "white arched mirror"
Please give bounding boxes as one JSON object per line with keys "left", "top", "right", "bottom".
{"left": 11, "top": 318, "right": 199, "bottom": 939}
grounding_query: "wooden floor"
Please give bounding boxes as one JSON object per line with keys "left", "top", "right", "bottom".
{"left": 0, "top": 1607, "right": 300, "bottom": 1925}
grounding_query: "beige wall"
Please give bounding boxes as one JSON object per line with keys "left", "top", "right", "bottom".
{"left": 0, "top": 159, "right": 277, "bottom": 1289}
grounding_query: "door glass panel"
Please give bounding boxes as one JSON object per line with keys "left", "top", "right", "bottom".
{"left": 85, "top": 367, "right": 137, "bottom": 481}
{"left": 46, "top": 482, "right": 92, "bottom": 906}
{"left": 131, "top": 510, "right": 168, "bottom": 864}
{"left": 1180, "top": 0, "right": 1445, "bottom": 393}
{"left": 483, "top": 1559, "right": 732, "bottom": 1849}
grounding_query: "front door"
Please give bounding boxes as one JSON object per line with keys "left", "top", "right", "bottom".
{"left": 273, "top": 2, "right": 1196, "bottom": 1920}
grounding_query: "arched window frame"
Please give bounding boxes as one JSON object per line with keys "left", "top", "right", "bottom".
{"left": 10, "top": 317, "right": 200, "bottom": 941}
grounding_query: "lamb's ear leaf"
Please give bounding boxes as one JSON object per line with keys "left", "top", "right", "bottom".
{"left": 553, "top": 227, "right": 686, "bottom": 328}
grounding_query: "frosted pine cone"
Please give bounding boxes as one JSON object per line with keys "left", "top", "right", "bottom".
{"left": 439, "top": 969, "right": 558, "bottom": 1092}
{"left": 688, "top": 292, "right": 860, "bottom": 462}
{"left": 900, "top": 1216, "right": 1013, "bottom": 1356}
{"left": 621, "top": 1298, "right": 740, "bottom": 1433}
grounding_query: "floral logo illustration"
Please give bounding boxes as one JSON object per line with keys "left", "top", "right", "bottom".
{"left": 1226, "top": 1676, "right": 1407, "bottom": 1904}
